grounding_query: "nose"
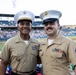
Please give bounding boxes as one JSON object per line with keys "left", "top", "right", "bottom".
{"left": 22, "top": 24, "right": 27, "bottom": 27}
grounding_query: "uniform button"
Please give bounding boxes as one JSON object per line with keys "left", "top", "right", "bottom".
{"left": 16, "top": 58, "right": 20, "bottom": 61}
{"left": 46, "top": 63, "right": 47, "bottom": 65}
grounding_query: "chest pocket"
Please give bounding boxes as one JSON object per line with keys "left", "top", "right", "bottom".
{"left": 50, "top": 52, "right": 63, "bottom": 59}
{"left": 11, "top": 51, "right": 24, "bottom": 61}
{"left": 10, "top": 51, "right": 25, "bottom": 70}
{"left": 31, "top": 50, "right": 38, "bottom": 56}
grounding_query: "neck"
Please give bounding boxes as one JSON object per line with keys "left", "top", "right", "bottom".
{"left": 48, "top": 31, "right": 59, "bottom": 39}
{"left": 20, "top": 34, "right": 30, "bottom": 40}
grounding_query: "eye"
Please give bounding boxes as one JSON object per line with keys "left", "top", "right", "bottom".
{"left": 20, "top": 22, "right": 24, "bottom": 25}
{"left": 44, "top": 23, "right": 48, "bottom": 26}
{"left": 44, "top": 22, "right": 56, "bottom": 26}
{"left": 26, "top": 22, "right": 31, "bottom": 26}
{"left": 18, "top": 21, "right": 31, "bottom": 26}
{"left": 18, "top": 22, "right": 25, "bottom": 26}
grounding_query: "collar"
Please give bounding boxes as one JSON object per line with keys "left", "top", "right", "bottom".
{"left": 15, "top": 33, "right": 37, "bottom": 43}
{"left": 41, "top": 33, "right": 62, "bottom": 45}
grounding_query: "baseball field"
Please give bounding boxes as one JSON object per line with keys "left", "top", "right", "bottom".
{"left": 0, "top": 36, "right": 76, "bottom": 52}
{"left": 0, "top": 41, "right": 5, "bottom": 51}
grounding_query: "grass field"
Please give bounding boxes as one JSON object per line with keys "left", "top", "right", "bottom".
{"left": 68, "top": 36, "right": 76, "bottom": 42}
{"left": 0, "top": 36, "right": 76, "bottom": 52}
{"left": 0, "top": 42, "right": 5, "bottom": 51}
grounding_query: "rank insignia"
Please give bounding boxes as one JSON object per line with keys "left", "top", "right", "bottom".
{"left": 52, "top": 48, "right": 62, "bottom": 52}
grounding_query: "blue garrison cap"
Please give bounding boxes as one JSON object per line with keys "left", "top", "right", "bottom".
{"left": 40, "top": 10, "right": 62, "bottom": 24}
{"left": 14, "top": 10, "right": 35, "bottom": 24}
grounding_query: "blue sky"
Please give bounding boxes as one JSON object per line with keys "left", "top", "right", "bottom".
{"left": 0, "top": 0, "right": 76, "bottom": 25}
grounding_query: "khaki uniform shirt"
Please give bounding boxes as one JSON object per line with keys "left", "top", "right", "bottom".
{"left": 1, "top": 33, "right": 39, "bottom": 75}
{"left": 39, "top": 34, "right": 76, "bottom": 75}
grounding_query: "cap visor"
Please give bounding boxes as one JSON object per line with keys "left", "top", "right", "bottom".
{"left": 17, "top": 19, "right": 32, "bottom": 23}
{"left": 43, "top": 18, "right": 58, "bottom": 24}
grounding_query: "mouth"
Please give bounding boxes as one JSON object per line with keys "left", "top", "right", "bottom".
{"left": 46, "top": 27, "right": 53, "bottom": 30}
{"left": 22, "top": 28, "right": 29, "bottom": 32}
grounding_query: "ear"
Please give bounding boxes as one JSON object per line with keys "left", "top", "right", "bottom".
{"left": 30, "top": 24, "right": 32, "bottom": 28}
{"left": 17, "top": 24, "right": 18, "bottom": 27}
{"left": 17, "top": 24, "right": 20, "bottom": 30}
{"left": 58, "top": 24, "right": 60, "bottom": 29}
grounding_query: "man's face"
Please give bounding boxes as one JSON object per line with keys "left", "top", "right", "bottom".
{"left": 44, "top": 21, "right": 60, "bottom": 36}
{"left": 17, "top": 20, "right": 32, "bottom": 35}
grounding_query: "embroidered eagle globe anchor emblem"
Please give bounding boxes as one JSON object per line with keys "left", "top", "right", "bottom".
{"left": 23, "top": 11, "right": 26, "bottom": 14}
{"left": 44, "top": 11, "right": 48, "bottom": 15}
{"left": 32, "top": 45, "right": 39, "bottom": 50}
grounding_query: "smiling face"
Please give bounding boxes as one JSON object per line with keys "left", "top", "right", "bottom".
{"left": 17, "top": 20, "right": 32, "bottom": 35}
{"left": 44, "top": 20, "right": 60, "bottom": 37}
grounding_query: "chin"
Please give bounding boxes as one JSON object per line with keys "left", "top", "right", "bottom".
{"left": 22, "top": 33, "right": 28, "bottom": 35}
{"left": 47, "top": 32, "right": 53, "bottom": 35}
{"left": 22, "top": 31, "right": 29, "bottom": 34}
{"left": 47, "top": 33, "right": 54, "bottom": 36}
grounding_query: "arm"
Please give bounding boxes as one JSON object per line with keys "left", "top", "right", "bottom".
{"left": 73, "top": 65, "right": 76, "bottom": 75}
{"left": 74, "top": 67, "right": 76, "bottom": 75}
{"left": 69, "top": 41, "right": 76, "bottom": 75}
{"left": 0, "top": 59, "right": 8, "bottom": 75}
{"left": 0, "top": 40, "right": 11, "bottom": 75}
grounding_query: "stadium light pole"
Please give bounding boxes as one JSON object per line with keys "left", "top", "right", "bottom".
{"left": 12, "top": 0, "right": 16, "bottom": 8}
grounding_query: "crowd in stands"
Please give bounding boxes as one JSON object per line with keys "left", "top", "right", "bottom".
{"left": 0, "top": 29, "right": 47, "bottom": 41}
{"left": 30, "top": 29, "right": 47, "bottom": 39}
{"left": 0, "top": 20, "right": 76, "bottom": 41}
{"left": 0, "top": 20, "right": 14, "bottom": 26}
{"left": 0, "top": 20, "right": 43, "bottom": 27}
{"left": 60, "top": 29, "right": 76, "bottom": 36}
{"left": 0, "top": 28, "right": 76, "bottom": 41}
{"left": 0, "top": 29, "right": 18, "bottom": 41}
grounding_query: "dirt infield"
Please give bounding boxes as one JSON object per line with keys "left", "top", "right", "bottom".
{"left": 71, "top": 38, "right": 76, "bottom": 40}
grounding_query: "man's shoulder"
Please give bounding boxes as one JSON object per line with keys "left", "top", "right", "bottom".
{"left": 61, "top": 35, "right": 74, "bottom": 43}
{"left": 5, "top": 35, "right": 18, "bottom": 44}
{"left": 61, "top": 35, "right": 72, "bottom": 40}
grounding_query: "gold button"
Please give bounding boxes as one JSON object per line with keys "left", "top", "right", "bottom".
{"left": 16, "top": 58, "right": 20, "bottom": 61}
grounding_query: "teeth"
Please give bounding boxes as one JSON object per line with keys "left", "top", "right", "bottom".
{"left": 47, "top": 29, "right": 51, "bottom": 30}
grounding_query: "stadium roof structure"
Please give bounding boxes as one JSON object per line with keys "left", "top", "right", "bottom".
{"left": 0, "top": 13, "right": 40, "bottom": 18}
